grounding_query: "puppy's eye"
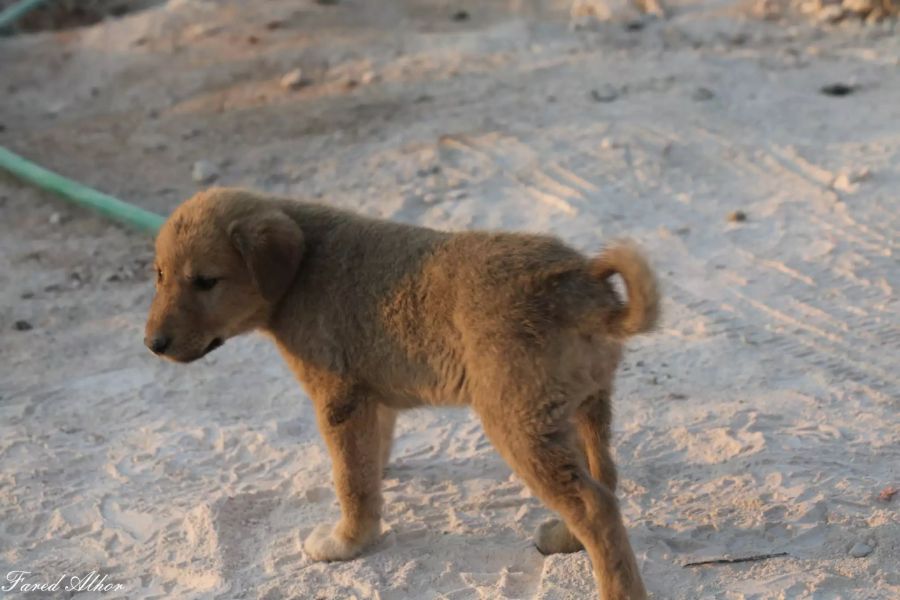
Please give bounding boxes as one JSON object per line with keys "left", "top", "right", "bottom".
{"left": 192, "top": 276, "right": 219, "bottom": 291}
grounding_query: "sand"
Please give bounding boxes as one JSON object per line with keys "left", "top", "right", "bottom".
{"left": 0, "top": 1, "right": 898, "bottom": 598}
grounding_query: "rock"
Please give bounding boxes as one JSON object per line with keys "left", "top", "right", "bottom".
{"left": 590, "top": 85, "right": 619, "bottom": 102}
{"left": 692, "top": 87, "right": 715, "bottom": 101}
{"left": 815, "top": 4, "right": 847, "bottom": 22}
{"left": 600, "top": 137, "right": 617, "bottom": 149}
{"left": 727, "top": 210, "right": 747, "bottom": 223}
{"left": 570, "top": 0, "right": 642, "bottom": 27}
{"left": 842, "top": 0, "right": 877, "bottom": 16}
{"left": 849, "top": 542, "right": 873, "bottom": 558}
{"left": 14, "top": 320, "right": 33, "bottom": 331}
{"left": 280, "top": 68, "right": 309, "bottom": 90}
{"left": 49, "top": 212, "right": 61, "bottom": 225}
{"left": 754, "top": 0, "right": 782, "bottom": 20}
{"left": 192, "top": 160, "right": 219, "bottom": 184}
{"left": 451, "top": 10, "right": 470, "bottom": 22}
{"left": 832, "top": 168, "right": 871, "bottom": 193}
{"left": 820, "top": 83, "right": 856, "bottom": 97}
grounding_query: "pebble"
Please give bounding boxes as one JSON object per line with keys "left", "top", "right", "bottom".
{"left": 14, "top": 320, "right": 33, "bottom": 331}
{"left": 600, "top": 137, "right": 617, "bottom": 150}
{"left": 692, "top": 87, "right": 715, "bottom": 101}
{"left": 849, "top": 542, "right": 873, "bottom": 558}
{"left": 815, "top": 4, "right": 847, "bottom": 22}
{"left": 842, "top": 0, "right": 877, "bottom": 15}
{"left": 192, "top": 160, "right": 219, "bottom": 184}
{"left": 832, "top": 168, "right": 870, "bottom": 193}
{"left": 821, "top": 83, "right": 856, "bottom": 96}
{"left": 590, "top": 85, "right": 619, "bottom": 103}
{"left": 727, "top": 210, "right": 748, "bottom": 223}
{"left": 280, "top": 68, "right": 309, "bottom": 90}
{"left": 49, "top": 212, "right": 61, "bottom": 225}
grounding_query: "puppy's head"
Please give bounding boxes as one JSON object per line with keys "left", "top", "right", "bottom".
{"left": 144, "top": 188, "right": 303, "bottom": 363}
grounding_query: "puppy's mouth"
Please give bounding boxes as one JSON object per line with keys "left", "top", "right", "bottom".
{"left": 202, "top": 337, "right": 224, "bottom": 356}
{"left": 154, "top": 337, "right": 225, "bottom": 364}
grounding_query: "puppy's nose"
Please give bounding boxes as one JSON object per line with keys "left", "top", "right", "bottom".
{"left": 145, "top": 334, "right": 171, "bottom": 355}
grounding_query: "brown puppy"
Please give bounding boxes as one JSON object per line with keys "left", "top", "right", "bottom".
{"left": 145, "top": 188, "right": 659, "bottom": 599}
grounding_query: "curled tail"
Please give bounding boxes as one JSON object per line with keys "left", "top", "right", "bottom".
{"left": 592, "top": 240, "right": 660, "bottom": 337}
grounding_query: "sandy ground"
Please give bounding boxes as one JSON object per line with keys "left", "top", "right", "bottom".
{"left": 1, "top": 1, "right": 898, "bottom": 598}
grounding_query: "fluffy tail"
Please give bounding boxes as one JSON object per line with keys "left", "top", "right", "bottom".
{"left": 592, "top": 240, "right": 660, "bottom": 337}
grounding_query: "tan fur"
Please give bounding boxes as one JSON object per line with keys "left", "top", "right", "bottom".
{"left": 145, "top": 188, "right": 660, "bottom": 599}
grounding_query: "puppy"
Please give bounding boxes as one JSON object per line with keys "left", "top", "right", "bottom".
{"left": 145, "top": 188, "right": 659, "bottom": 599}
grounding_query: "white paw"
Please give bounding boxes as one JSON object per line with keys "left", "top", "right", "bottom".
{"left": 534, "top": 518, "right": 584, "bottom": 555}
{"left": 303, "top": 523, "right": 376, "bottom": 561}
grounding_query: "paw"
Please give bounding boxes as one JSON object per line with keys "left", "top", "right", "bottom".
{"left": 534, "top": 518, "right": 584, "bottom": 555}
{"left": 303, "top": 522, "right": 377, "bottom": 561}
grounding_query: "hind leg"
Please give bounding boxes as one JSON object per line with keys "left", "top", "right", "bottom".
{"left": 536, "top": 390, "right": 619, "bottom": 555}
{"left": 476, "top": 395, "right": 645, "bottom": 599}
{"left": 377, "top": 405, "right": 398, "bottom": 472}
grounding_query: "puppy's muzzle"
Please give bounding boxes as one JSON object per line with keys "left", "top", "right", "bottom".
{"left": 145, "top": 334, "right": 171, "bottom": 355}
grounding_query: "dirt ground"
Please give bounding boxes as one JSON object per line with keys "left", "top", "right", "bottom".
{"left": 1, "top": 1, "right": 898, "bottom": 599}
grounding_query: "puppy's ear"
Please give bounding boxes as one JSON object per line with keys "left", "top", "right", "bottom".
{"left": 228, "top": 210, "right": 304, "bottom": 302}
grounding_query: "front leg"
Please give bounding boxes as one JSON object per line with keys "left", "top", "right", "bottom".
{"left": 305, "top": 385, "right": 383, "bottom": 561}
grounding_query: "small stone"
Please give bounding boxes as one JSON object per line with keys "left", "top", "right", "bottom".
{"left": 570, "top": 0, "right": 641, "bottom": 26}
{"left": 849, "top": 542, "right": 872, "bottom": 558}
{"left": 878, "top": 486, "right": 898, "bottom": 502}
{"left": 727, "top": 210, "right": 748, "bottom": 223}
{"left": 821, "top": 83, "right": 856, "bottom": 96}
{"left": 590, "top": 85, "right": 619, "bottom": 103}
{"left": 816, "top": 4, "right": 847, "bottom": 22}
{"left": 832, "top": 168, "right": 870, "bottom": 193}
{"left": 49, "top": 212, "right": 61, "bottom": 225}
{"left": 451, "top": 10, "right": 470, "bottom": 21}
{"left": 360, "top": 71, "right": 377, "bottom": 85}
{"left": 280, "top": 69, "right": 309, "bottom": 90}
{"left": 754, "top": 0, "right": 782, "bottom": 19}
{"left": 14, "top": 320, "right": 33, "bottom": 331}
{"left": 692, "top": 87, "right": 715, "bottom": 101}
{"left": 842, "top": 0, "right": 877, "bottom": 16}
{"left": 192, "top": 160, "right": 219, "bottom": 184}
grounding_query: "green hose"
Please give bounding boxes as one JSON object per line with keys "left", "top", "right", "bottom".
{"left": 0, "top": 0, "right": 49, "bottom": 30}
{"left": 1, "top": 2, "right": 166, "bottom": 235}
{"left": 0, "top": 146, "right": 165, "bottom": 234}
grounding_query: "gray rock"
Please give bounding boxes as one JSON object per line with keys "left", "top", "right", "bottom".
{"left": 693, "top": 87, "right": 715, "bottom": 101}
{"left": 192, "top": 160, "right": 219, "bottom": 184}
{"left": 849, "top": 542, "right": 873, "bottom": 558}
{"left": 590, "top": 85, "right": 619, "bottom": 103}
